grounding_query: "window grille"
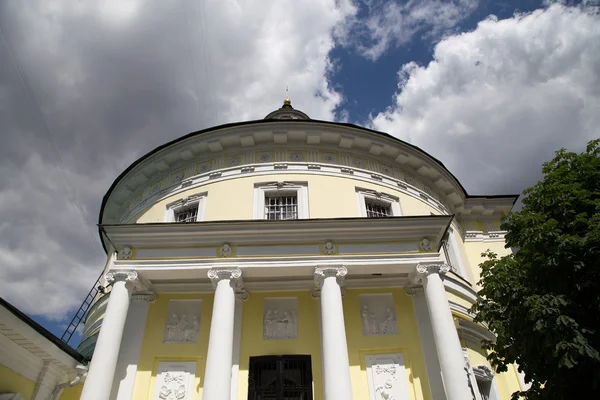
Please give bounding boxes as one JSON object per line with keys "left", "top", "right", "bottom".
{"left": 365, "top": 200, "right": 392, "bottom": 218}
{"left": 248, "top": 355, "right": 313, "bottom": 400}
{"left": 265, "top": 193, "right": 298, "bottom": 220}
{"left": 175, "top": 205, "right": 199, "bottom": 223}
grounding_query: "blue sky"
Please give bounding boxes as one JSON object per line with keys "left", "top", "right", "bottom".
{"left": 0, "top": 0, "right": 598, "bottom": 348}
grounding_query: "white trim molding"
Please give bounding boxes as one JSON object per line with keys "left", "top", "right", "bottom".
{"left": 356, "top": 187, "right": 402, "bottom": 217}
{"left": 163, "top": 192, "right": 207, "bottom": 222}
{"left": 253, "top": 181, "right": 309, "bottom": 219}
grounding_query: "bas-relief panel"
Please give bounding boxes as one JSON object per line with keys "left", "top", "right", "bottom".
{"left": 359, "top": 294, "right": 399, "bottom": 336}
{"left": 366, "top": 353, "right": 410, "bottom": 400}
{"left": 163, "top": 300, "right": 202, "bottom": 344}
{"left": 153, "top": 361, "right": 196, "bottom": 400}
{"left": 263, "top": 297, "right": 298, "bottom": 340}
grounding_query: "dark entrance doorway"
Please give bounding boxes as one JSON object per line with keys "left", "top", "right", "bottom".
{"left": 247, "top": 355, "right": 313, "bottom": 400}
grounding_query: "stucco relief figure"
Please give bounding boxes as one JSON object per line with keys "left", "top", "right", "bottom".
{"left": 380, "top": 308, "right": 397, "bottom": 334}
{"left": 165, "top": 314, "right": 199, "bottom": 343}
{"left": 376, "top": 380, "right": 395, "bottom": 400}
{"left": 166, "top": 314, "right": 179, "bottom": 342}
{"left": 361, "top": 305, "right": 372, "bottom": 335}
{"left": 264, "top": 309, "right": 297, "bottom": 340}
{"left": 264, "top": 310, "right": 275, "bottom": 339}
{"left": 369, "top": 310, "right": 379, "bottom": 335}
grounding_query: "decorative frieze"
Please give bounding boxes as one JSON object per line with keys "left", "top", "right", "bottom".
{"left": 359, "top": 294, "right": 399, "bottom": 336}
{"left": 153, "top": 361, "right": 196, "bottom": 400}
{"left": 263, "top": 298, "right": 298, "bottom": 340}
{"left": 366, "top": 353, "right": 410, "bottom": 400}
{"left": 163, "top": 300, "right": 202, "bottom": 344}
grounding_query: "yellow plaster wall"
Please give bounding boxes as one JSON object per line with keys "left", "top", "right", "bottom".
{"left": 0, "top": 365, "right": 36, "bottom": 400}
{"left": 134, "top": 174, "right": 442, "bottom": 223}
{"left": 131, "top": 293, "right": 213, "bottom": 400}
{"left": 235, "top": 288, "right": 431, "bottom": 399}
{"left": 463, "top": 240, "right": 512, "bottom": 289}
{"left": 237, "top": 290, "right": 323, "bottom": 400}
{"left": 344, "top": 288, "right": 431, "bottom": 400}
{"left": 59, "top": 383, "right": 84, "bottom": 400}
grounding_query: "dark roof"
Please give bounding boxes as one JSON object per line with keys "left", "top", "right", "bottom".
{"left": 0, "top": 297, "right": 85, "bottom": 362}
{"left": 98, "top": 117, "right": 519, "bottom": 251}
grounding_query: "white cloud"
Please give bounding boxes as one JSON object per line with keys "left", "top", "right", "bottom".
{"left": 338, "top": 0, "right": 478, "bottom": 60}
{"left": 0, "top": 0, "right": 356, "bottom": 320}
{"left": 371, "top": 4, "right": 600, "bottom": 195}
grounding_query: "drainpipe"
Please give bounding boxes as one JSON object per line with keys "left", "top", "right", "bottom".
{"left": 50, "top": 364, "right": 88, "bottom": 400}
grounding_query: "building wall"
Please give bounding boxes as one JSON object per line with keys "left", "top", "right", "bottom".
{"left": 0, "top": 365, "right": 36, "bottom": 400}
{"left": 464, "top": 340, "right": 522, "bottom": 400}
{"left": 59, "top": 384, "right": 84, "bottom": 400}
{"left": 134, "top": 174, "right": 441, "bottom": 223}
{"left": 128, "top": 288, "right": 433, "bottom": 400}
{"left": 131, "top": 293, "right": 211, "bottom": 400}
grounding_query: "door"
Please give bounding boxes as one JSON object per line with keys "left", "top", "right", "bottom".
{"left": 248, "top": 355, "right": 313, "bottom": 400}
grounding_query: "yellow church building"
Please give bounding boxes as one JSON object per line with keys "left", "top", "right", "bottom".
{"left": 1, "top": 99, "right": 528, "bottom": 400}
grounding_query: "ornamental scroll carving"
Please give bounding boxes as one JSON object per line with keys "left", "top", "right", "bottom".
{"left": 153, "top": 362, "right": 195, "bottom": 400}
{"left": 263, "top": 298, "right": 298, "bottom": 340}
{"left": 366, "top": 353, "right": 409, "bottom": 400}
{"left": 163, "top": 300, "right": 202, "bottom": 344}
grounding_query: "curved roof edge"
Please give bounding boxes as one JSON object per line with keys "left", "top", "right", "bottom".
{"left": 98, "top": 118, "right": 519, "bottom": 251}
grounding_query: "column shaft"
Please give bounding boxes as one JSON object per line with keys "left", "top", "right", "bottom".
{"left": 81, "top": 275, "right": 135, "bottom": 400}
{"left": 423, "top": 271, "right": 472, "bottom": 400}
{"left": 203, "top": 277, "right": 237, "bottom": 399}
{"left": 316, "top": 268, "right": 353, "bottom": 400}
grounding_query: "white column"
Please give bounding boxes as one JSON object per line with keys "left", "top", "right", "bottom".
{"left": 313, "top": 267, "right": 353, "bottom": 400}
{"left": 407, "top": 287, "right": 447, "bottom": 400}
{"left": 203, "top": 268, "right": 246, "bottom": 400}
{"left": 412, "top": 263, "right": 472, "bottom": 400}
{"left": 110, "top": 292, "right": 155, "bottom": 400}
{"left": 81, "top": 271, "right": 139, "bottom": 400}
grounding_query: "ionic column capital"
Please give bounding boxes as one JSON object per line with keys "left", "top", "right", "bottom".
{"left": 105, "top": 270, "right": 146, "bottom": 291}
{"left": 207, "top": 268, "right": 248, "bottom": 301}
{"left": 410, "top": 263, "right": 451, "bottom": 285}
{"left": 312, "top": 266, "right": 347, "bottom": 298}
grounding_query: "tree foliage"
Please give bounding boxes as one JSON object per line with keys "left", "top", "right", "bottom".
{"left": 471, "top": 140, "right": 600, "bottom": 399}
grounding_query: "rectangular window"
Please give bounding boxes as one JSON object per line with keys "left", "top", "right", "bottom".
{"left": 476, "top": 378, "right": 491, "bottom": 400}
{"left": 164, "top": 192, "right": 207, "bottom": 223}
{"left": 442, "top": 227, "right": 469, "bottom": 280}
{"left": 265, "top": 193, "right": 298, "bottom": 220}
{"left": 365, "top": 200, "right": 392, "bottom": 218}
{"left": 175, "top": 205, "right": 199, "bottom": 223}
{"left": 357, "top": 188, "right": 401, "bottom": 217}
{"left": 253, "top": 182, "right": 308, "bottom": 220}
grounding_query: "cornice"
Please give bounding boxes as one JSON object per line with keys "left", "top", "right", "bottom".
{"left": 101, "top": 215, "right": 452, "bottom": 250}
{"left": 99, "top": 119, "right": 518, "bottom": 250}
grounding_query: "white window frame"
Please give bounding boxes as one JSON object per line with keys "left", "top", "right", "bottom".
{"left": 164, "top": 192, "right": 207, "bottom": 222}
{"left": 253, "top": 182, "right": 309, "bottom": 220}
{"left": 472, "top": 365, "right": 501, "bottom": 400}
{"left": 356, "top": 188, "right": 402, "bottom": 217}
{"left": 443, "top": 227, "right": 469, "bottom": 281}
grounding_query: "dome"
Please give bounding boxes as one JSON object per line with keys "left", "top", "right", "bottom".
{"left": 264, "top": 98, "right": 310, "bottom": 120}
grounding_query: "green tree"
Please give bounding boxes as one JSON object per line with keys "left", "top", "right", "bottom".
{"left": 471, "top": 139, "right": 600, "bottom": 399}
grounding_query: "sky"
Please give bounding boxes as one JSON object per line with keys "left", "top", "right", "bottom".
{"left": 0, "top": 0, "right": 598, "bottom": 345}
